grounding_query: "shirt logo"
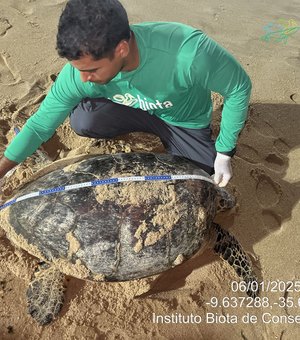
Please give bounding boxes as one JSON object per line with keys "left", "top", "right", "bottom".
{"left": 111, "top": 93, "right": 173, "bottom": 111}
{"left": 112, "top": 93, "right": 138, "bottom": 106}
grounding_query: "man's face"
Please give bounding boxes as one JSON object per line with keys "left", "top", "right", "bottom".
{"left": 70, "top": 53, "right": 124, "bottom": 85}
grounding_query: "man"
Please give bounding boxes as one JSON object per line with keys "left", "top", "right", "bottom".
{"left": 0, "top": 0, "right": 252, "bottom": 189}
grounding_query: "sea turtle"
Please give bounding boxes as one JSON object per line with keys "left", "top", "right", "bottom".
{"left": 0, "top": 152, "right": 258, "bottom": 325}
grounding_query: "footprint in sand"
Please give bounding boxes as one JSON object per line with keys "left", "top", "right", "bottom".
{"left": 262, "top": 138, "right": 290, "bottom": 172}
{"left": 261, "top": 209, "right": 282, "bottom": 231}
{"left": 0, "top": 17, "right": 12, "bottom": 36}
{"left": 273, "top": 138, "right": 290, "bottom": 154}
{"left": 264, "top": 152, "right": 285, "bottom": 172}
{"left": 0, "top": 53, "right": 19, "bottom": 85}
{"left": 237, "top": 143, "right": 285, "bottom": 173}
{"left": 236, "top": 144, "right": 260, "bottom": 164}
{"left": 250, "top": 169, "right": 282, "bottom": 208}
{"left": 251, "top": 117, "right": 277, "bottom": 138}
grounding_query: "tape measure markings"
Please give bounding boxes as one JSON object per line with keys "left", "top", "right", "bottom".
{"left": 65, "top": 182, "right": 92, "bottom": 190}
{"left": 0, "top": 174, "right": 214, "bottom": 211}
{"left": 15, "top": 192, "right": 40, "bottom": 202}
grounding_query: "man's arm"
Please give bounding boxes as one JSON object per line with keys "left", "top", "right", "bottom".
{"left": 4, "top": 63, "right": 86, "bottom": 164}
{"left": 190, "top": 31, "right": 252, "bottom": 185}
{"left": 191, "top": 33, "right": 252, "bottom": 153}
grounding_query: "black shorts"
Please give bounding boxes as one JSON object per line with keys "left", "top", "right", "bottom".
{"left": 69, "top": 98, "right": 217, "bottom": 175}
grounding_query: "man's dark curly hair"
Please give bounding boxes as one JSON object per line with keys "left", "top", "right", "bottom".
{"left": 56, "top": 0, "right": 130, "bottom": 60}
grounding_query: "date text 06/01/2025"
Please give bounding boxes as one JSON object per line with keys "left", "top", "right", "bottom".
{"left": 231, "top": 280, "right": 300, "bottom": 293}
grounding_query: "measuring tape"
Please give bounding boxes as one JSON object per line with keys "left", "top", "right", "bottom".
{"left": 0, "top": 174, "right": 214, "bottom": 211}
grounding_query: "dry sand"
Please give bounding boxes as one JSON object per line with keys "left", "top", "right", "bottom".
{"left": 0, "top": 0, "right": 300, "bottom": 339}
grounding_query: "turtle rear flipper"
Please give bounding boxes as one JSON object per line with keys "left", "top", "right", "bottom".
{"left": 26, "top": 263, "right": 65, "bottom": 325}
{"left": 211, "top": 223, "right": 259, "bottom": 298}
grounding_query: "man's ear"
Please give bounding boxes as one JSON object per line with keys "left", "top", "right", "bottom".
{"left": 115, "top": 40, "right": 130, "bottom": 58}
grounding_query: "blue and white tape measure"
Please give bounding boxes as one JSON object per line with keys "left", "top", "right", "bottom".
{"left": 0, "top": 174, "right": 214, "bottom": 211}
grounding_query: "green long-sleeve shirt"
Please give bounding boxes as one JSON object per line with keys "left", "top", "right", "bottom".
{"left": 5, "top": 22, "right": 252, "bottom": 163}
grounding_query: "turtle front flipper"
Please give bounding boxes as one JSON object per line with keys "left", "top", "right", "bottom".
{"left": 26, "top": 262, "right": 65, "bottom": 325}
{"left": 211, "top": 223, "right": 259, "bottom": 298}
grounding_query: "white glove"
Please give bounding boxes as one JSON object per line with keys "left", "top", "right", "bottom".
{"left": 213, "top": 152, "right": 233, "bottom": 187}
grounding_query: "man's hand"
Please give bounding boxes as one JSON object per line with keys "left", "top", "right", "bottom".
{"left": 213, "top": 152, "right": 233, "bottom": 187}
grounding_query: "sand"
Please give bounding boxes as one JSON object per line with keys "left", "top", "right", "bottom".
{"left": 0, "top": 0, "right": 300, "bottom": 339}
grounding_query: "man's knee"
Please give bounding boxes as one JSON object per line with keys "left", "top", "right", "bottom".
{"left": 69, "top": 99, "right": 116, "bottom": 138}
{"left": 70, "top": 116, "right": 116, "bottom": 138}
